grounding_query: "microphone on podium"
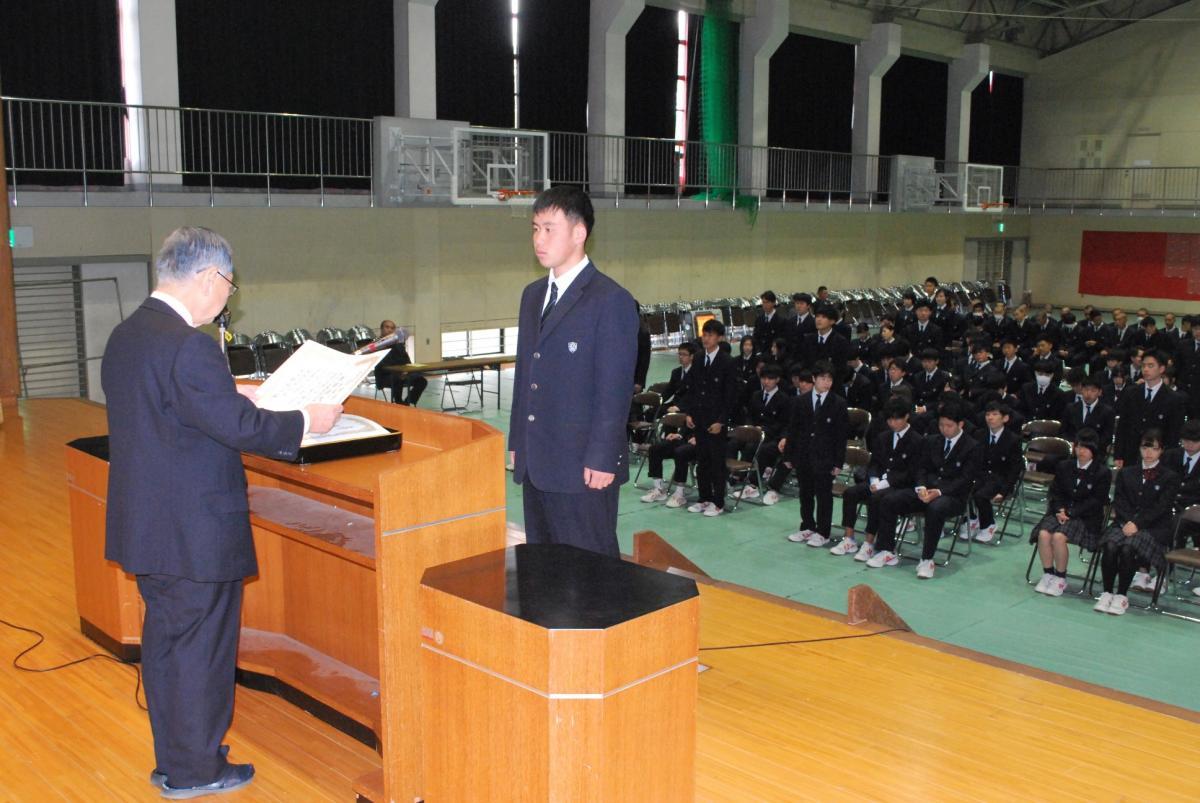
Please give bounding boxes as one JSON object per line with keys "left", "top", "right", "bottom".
{"left": 216, "top": 306, "right": 232, "bottom": 354}
{"left": 353, "top": 331, "right": 403, "bottom": 355}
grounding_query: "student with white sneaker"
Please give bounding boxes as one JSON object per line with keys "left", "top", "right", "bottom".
{"left": 781, "top": 362, "right": 849, "bottom": 546}
{"left": 762, "top": 368, "right": 814, "bottom": 504}
{"left": 1030, "top": 429, "right": 1110, "bottom": 597}
{"left": 733, "top": 363, "right": 790, "bottom": 502}
{"left": 870, "top": 401, "right": 981, "bottom": 578}
{"left": 681, "top": 319, "right": 738, "bottom": 518}
{"left": 963, "top": 402, "right": 1023, "bottom": 544}
{"left": 1093, "top": 430, "right": 1181, "bottom": 615}
{"left": 830, "top": 400, "right": 923, "bottom": 560}
{"left": 640, "top": 417, "right": 695, "bottom": 509}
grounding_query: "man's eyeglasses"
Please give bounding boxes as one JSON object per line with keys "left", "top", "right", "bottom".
{"left": 214, "top": 270, "right": 238, "bottom": 296}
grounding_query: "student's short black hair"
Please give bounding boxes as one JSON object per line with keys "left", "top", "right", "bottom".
{"left": 1181, "top": 420, "right": 1200, "bottom": 441}
{"left": 1141, "top": 428, "right": 1165, "bottom": 448}
{"left": 888, "top": 359, "right": 908, "bottom": 373}
{"left": 792, "top": 292, "right": 813, "bottom": 304}
{"left": 914, "top": 299, "right": 932, "bottom": 311}
{"left": 792, "top": 367, "right": 814, "bottom": 383}
{"left": 702, "top": 318, "right": 726, "bottom": 336}
{"left": 984, "top": 401, "right": 1011, "bottom": 416}
{"left": 971, "top": 341, "right": 991, "bottom": 355}
{"left": 1142, "top": 316, "right": 1157, "bottom": 328}
{"left": 814, "top": 304, "right": 838, "bottom": 321}
{"left": 532, "top": 185, "right": 595, "bottom": 237}
{"left": 761, "top": 290, "right": 777, "bottom": 304}
{"left": 1108, "top": 348, "right": 1128, "bottom": 363}
{"left": 678, "top": 341, "right": 698, "bottom": 355}
{"left": 817, "top": 285, "right": 829, "bottom": 294}
{"left": 1066, "top": 367, "right": 1087, "bottom": 385}
{"left": 1143, "top": 348, "right": 1168, "bottom": 366}
{"left": 884, "top": 400, "right": 910, "bottom": 420}
{"left": 1061, "top": 312, "right": 1076, "bottom": 324}
{"left": 924, "top": 276, "right": 939, "bottom": 286}
{"left": 937, "top": 400, "right": 967, "bottom": 423}
{"left": 856, "top": 322, "right": 870, "bottom": 333}
{"left": 760, "top": 362, "right": 782, "bottom": 380}
{"left": 902, "top": 291, "right": 916, "bottom": 301}
{"left": 920, "top": 348, "right": 940, "bottom": 361}
{"left": 812, "top": 360, "right": 834, "bottom": 378}
{"left": 1081, "top": 375, "right": 1102, "bottom": 390}
{"left": 999, "top": 337, "right": 1017, "bottom": 348}
{"left": 1033, "top": 359, "right": 1056, "bottom": 374}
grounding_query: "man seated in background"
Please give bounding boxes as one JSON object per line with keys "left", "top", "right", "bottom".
{"left": 373, "top": 320, "right": 427, "bottom": 406}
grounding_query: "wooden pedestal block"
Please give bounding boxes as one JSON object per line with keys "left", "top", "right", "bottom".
{"left": 420, "top": 544, "right": 699, "bottom": 802}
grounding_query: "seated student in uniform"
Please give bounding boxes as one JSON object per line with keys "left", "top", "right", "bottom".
{"left": 734, "top": 363, "right": 790, "bottom": 503}
{"left": 659, "top": 341, "right": 697, "bottom": 413}
{"left": 1060, "top": 375, "right": 1116, "bottom": 456}
{"left": 731, "top": 335, "right": 760, "bottom": 421}
{"left": 1093, "top": 429, "right": 1181, "bottom": 615}
{"left": 868, "top": 400, "right": 982, "bottom": 579}
{"left": 640, "top": 416, "right": 696, "bottom": 509}
{"left": 961, "top": 402, "right": 1023, "bottom": 544}
{"left": 830, "top": 400, "right": 924, "bottom": 559}
{"left": 844, "top": 352, "right": 878, "bottom": 414}
{"left": 1017, "top": 359, "right": 1067, "bottom": 423}
{"left": 911, "top": 348, "right": 950, "bottom": 415}
{"left": 764, "top": 367, "right": 813, "bottom": 497}
{"left": 781, "top": 361, "right": 849, "bottom": 546}
{"left": 373, "top": 321, "right": 427, "bottom": 406}
{"left": 1030, "top": 429, "right": 1111, "bottom": 597}
{"left": 769, "top": 337, "right": 792, "bottom": 372}
{"left": 1165, "top": 422, "right": 1200, "bottom": 599}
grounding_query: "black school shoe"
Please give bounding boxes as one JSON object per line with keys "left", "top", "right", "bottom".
{"left": 150, "top": 744, "right": 230, "bottom": 788}
{"left": 160, "top": 762, "right": 254, "bottom": 799}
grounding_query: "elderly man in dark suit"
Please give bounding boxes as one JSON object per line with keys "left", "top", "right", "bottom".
{"left": 509, "top": 186, "right": 638, "bottom": 556}
{"left": 102, "top": 227, "right": 342, "bottom": 797}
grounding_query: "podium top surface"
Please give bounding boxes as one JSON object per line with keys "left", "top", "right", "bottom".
{"left": 421, "top": 544, "right": 698, "bottom": 630}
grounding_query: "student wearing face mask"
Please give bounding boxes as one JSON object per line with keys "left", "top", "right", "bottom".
{"left": 1016, "top": 360, "right": 1067, "bottom": 422}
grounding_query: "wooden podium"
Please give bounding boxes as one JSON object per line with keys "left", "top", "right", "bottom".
{"left": 65, "top": 394, "right": 507, "bottom": 803}
{"left": 419, "top": 544, "right": 699, "bottom": 802}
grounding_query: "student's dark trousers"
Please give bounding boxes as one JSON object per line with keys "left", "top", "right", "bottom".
{"left": 694, "top": 428, "right": 727, "bottom": 509}
{"left": 522, "top": 481, "right": 620, "bottom": 558}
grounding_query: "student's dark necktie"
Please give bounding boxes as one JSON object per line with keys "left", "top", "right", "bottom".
{"left": 540, "top": 282, "right": 558, "bottom": 327}
{"left": 990, "top": 433, "right": 997, "bottom": 447}
{"left": 944, "top": 439, "right": 952, "bottom": 459}
{"left": 1146, "top": 387, "right": 1152, "bottom": 402}
{"left": 1083, "top": 404, "right": 1092, "bottom": 424}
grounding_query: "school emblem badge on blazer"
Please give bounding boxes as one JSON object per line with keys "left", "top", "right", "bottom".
{"left": 568, "top": 342, "right": 578, "bottom": 353}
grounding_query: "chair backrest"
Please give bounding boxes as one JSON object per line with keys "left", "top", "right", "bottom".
{"left": 648, "top": 382, "right": 671, "bottom": 396}
{"left": 632, "top": 391, "right": 662, "bottom": 409}
{"left": 1027, "top": 436, "right": 1073, "bottom": 461}
{"left": 1023, "top": 419, "right": 1062, "bottom": 439}
{"left": 846, "top": 408, "right": 871, "bottom": 438}
{"left": 1180, "top": 503, "right": 1200, "bottom": 526}
{"left": 729, "top": 425, "right": 764, "bottom": 449}
{"left": 844, "top": 445, "right": 871, "bottom": 468}
{"left": 659, "top": 412, "right": 688, "bottom": 431}
{"left": 226, "top": 345, "right": 258, "bottom": 377}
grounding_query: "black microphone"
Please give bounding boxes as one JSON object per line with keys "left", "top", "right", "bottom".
{"left": 353, "top": 332, "right": 402, "bottom": 355}
{"left": 216, "top": 306, "right": 232, "bottom": 354}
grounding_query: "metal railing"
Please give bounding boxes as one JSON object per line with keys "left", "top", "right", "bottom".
{"left": 3, "top": 96, "right": 373, "bottom": 206}
{"left": 7, "top": 95, "right": 1200, "bottom": 214}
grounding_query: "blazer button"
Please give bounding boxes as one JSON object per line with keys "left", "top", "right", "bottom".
{"left": 531, "top": 383, "right": 538, "bottom": 390}
{"left": 533, "top": 352, "right": 541, "bottom": 359}
{"left": 528, "top": 414, "right": 536, "bottom": 422}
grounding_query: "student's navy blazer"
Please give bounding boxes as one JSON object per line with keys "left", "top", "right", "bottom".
{"left": 509, "top": 262, "right": 638, "bottom": 493}
{"left": 102, "top": 297, "right": 304, "bottom": 582}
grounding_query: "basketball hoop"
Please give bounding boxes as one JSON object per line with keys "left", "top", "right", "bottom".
{"left": 492, "top": 189, "right": 539, "bottom": 202}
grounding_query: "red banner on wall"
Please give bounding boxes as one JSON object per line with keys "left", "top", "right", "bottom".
{"left": 1079, "top": 231, "right": 1200, "bottom": 300}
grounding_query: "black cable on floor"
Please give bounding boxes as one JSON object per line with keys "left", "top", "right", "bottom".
{"left": 0, "top": 617, "right": 147, "bottom": 711}
{"left": 700, "top": 626, "right": 911, "bottom": 652}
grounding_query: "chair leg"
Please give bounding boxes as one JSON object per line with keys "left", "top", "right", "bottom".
{"left": 1025, "top": 542, "right": 1039, "bottom": 584}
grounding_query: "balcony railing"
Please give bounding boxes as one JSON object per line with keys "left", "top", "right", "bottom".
{"left": 6, "top": 95, "right": 1200, "bottom": 214}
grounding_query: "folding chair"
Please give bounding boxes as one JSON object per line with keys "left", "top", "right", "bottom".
{"left": 1022, "top": 419, "right": 1063, "bottom": 441}
{"left": 1016, "top": 436, "right": 1074, "bottom": 524}
{"left": 725, "top": 425, "right": 764, "bottom": 511}
{"left": 833, "top": 446, "right": 872, "bottom": 531}
{"left": 627, "top": 390, "right": 663, "bottom": 460}
{"left": 1149, "top": 505, "right": 1200, "bottom": 620}
{"left": 845, "top": 408, "right": 872, "bottom": 448}
{"left": 895, "top": 504, "right": 974, "bottom": 567}
{"left": 632, "top": 412, "right": 688, "bottom": 489}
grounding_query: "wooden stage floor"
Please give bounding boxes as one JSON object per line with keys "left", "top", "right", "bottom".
{"left": 2, "top": 399, "right": 1198, "bottom": 801}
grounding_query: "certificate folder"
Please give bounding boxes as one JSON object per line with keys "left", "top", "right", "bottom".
{"left": 294, "top": 429, "right": 402, "bottom": 464}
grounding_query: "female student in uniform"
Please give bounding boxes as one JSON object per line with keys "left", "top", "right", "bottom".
{"left": 1030, "top": 428, "right": 1111, "bottom": 597}
{"left": 1092, "top": 429, "right": 1181, "bottom": 615}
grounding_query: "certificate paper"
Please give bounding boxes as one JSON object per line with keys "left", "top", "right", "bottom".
{"left": 255, "top": 340, "right": 387, "bottom": 412}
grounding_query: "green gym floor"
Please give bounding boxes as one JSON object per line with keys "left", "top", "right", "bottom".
{"left": 413, "top": 354, "right": 1200, "bottom": 712}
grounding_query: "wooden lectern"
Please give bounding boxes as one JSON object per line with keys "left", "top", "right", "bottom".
{"left": 65, "top": 395, "right": 507, "bottom": 803}
{"left": 419, "top": 544, "right": 700, "bottom": 802}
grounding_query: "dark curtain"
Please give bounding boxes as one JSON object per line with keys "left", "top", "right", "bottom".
{"left": 970, "top": 72, "right": 1023, "bottom": 167}
{"left": 519, "top": 0, "right": 588, "bottom": 133}
{"left": 0, "top": 0, "right": 123, "bottom": 186}
{"left": 175, "top": 0, "right": 392, "bottom": 190}
{"left": 768, "top": 33, "right": 853, "bottom": 153}
{"left": 767, "top": 33, "right": 854, "bottom": 199}
{"left": 624, "top": 6, "right": 680, "bottom": 195}
{"left": 880, "top": 55, "right": 948, "bottom": 160}
{"left": 436, "top": 0, "right": 512, "bottom": 127}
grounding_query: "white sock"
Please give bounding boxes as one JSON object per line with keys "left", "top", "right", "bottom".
{"left": 652, "top": 478, "right": 664, "bottom": 491}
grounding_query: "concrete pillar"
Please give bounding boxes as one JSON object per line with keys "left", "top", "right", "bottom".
{"left": 394, "top": 0, "right": 439, "bottom": 119}
{"left": 587, "top": 0, "right": 645, "bottom": 197}
{"left": 736, "top": 0, "right": 789, "bottom": 194}
{"left": 851, "top": 22, "right": 900, "bottom": 199}
{"left": 945, "top": 42, "right": 990, "bottom": 168}
{"left": 119, "top": 0, "right": 182, "bottom": 186}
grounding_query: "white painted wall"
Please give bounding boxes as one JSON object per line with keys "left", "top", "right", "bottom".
{"left": 80, "top": 260, "right": 151, "bottom": 403}
{"left": 1022, "top": 0, "right": 1200, "bottom": 169}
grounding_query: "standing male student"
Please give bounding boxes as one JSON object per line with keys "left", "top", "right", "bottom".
{"left": 682, "top": 318, "right": 738, "bottom": 516}
{"left": 509, "top": 186, "right": 639, "bottom": 557}
{"left": 782, "top": 361, "right": 849, "bottom": 546}
{"left": 102, "top": 227, "right": 342, "bottom": 796}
